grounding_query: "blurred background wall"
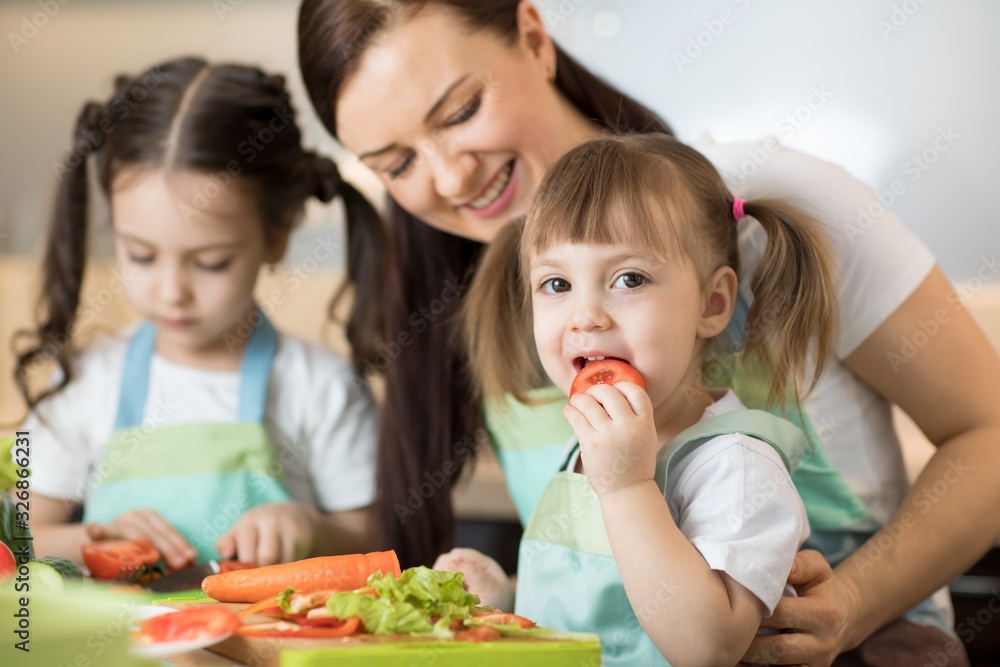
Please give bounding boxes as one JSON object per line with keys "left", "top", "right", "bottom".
{"left": 1, "top": 0, "right": 998, "bottom": 281}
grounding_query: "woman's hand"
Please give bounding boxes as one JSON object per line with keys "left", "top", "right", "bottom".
{"left": 216, "top": 501, "right": 319, "bottom": 566}
{"left": 564, "top": 382, "right": 658, "bottom": 497}
{"left": 742, "top": 550, "right": 861, "bottom": 666}
{"left": 86, "top": 509, "right": 196, "bottom": 569}
{"left": 433, "top": 547, "right": 515, "bottom": 611}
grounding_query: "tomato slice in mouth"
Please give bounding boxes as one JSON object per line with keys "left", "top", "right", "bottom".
{"left": 569, "top": 358, "right": 646, "bottom": 397}
{"left": 81, "top": 539, "right": 161, "bottom": 581}
{"left": 136, "top": 606, "right": 241, "bottom": 644}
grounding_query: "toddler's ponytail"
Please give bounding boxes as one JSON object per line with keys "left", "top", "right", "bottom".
{"left": 739, "top": 197, "right": 839, "bottom": 405}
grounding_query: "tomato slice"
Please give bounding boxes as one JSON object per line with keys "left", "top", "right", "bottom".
{"left": 569, "top": 359, "right": 645, "bottom": 397}
{"left": 473, "top": 612, "right": 536, "bottom": 629}
{"left": 137, "top": 606, "right": 241, "bottom": 644}
{"left": 456, "top": 626, "right": 502, "bottom": 643}
{"left": 82, "top": 539, "right": 160, "bottom": 581}
{"left": 236, "top": 616, "right": 362, "bottom": 638}
{"left": 0, "top": 541, "right": 15, "bottom": 583}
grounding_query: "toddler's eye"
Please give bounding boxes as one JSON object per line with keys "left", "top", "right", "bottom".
{"left": 613, "top": 273, "right": 646, "bottom": 289}
{"left": 540, "top": 278, "right": 570, "bottom": 294}
{"left": 128, "top": 254, "right": 154, "bottom": 264}
{"left": 196, "top": 259, "right": 232, "bottom": 272}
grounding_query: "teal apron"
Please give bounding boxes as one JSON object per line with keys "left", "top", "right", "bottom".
{"left": 515, "top": 410, "right": 808, "bottom": 667}
{"left": 83, "top": 313, "right": 292, "bottom": 562}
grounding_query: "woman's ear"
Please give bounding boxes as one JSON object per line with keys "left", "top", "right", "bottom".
{"left": 697, "top": 266, "right": 738, "bottom": 339}
{"left": 516, "top": 2, "right": 556, "bottom": 76}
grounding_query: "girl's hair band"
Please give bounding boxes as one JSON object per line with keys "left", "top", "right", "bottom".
{"left": 732, "top": 196, "right": 747, "bottom": 221}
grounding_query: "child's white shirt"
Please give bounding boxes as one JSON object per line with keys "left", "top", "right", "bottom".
{"left": 566, "top": 390, "right": 809, "bottom": 614}
{"left": 21, "top": 324, "right": 377, "bottom": 513}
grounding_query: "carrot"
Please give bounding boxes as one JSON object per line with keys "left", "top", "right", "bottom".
{"left": 202, "top": 550, "right": 400, "bottom": 603}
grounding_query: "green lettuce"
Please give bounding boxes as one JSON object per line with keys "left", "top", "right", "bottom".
{"left": 324, "top": 566, "right": 487, "bottom": 635}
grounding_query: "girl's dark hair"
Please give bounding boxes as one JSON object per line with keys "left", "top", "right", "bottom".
{"left": 14, "top": 56, "right": 384, "bottom": 411}
{"left": 467, "top": 134, "right": 838, "bottom": 408}
{"left": 298, "top": 0, "right": 672, "bottom": 567}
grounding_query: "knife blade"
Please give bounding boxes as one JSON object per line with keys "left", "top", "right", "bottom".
{"left": 144, "top": 560, "right": 220, "bottom": 593}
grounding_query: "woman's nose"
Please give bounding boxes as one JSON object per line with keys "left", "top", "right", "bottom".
{"left": 428, "top": 146, "right": 477, "bottom": 201}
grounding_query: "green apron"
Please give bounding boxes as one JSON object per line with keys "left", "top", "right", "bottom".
{"left": 515, "top": 410, "right": 807, "bottom": 667}
{"left": 83, "top": 312, "right": 291, "bottom": 562}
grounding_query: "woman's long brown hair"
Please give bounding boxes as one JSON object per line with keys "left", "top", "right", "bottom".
{"left": 298, "top": 0, "right": 672, "bottom": 566}
{"left": 15, "top": 56, "right": 383, "bottom": 410}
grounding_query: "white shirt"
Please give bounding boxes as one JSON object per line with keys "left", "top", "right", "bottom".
{"left": 567, "top": 390, "right": 809, "bottom": 614}
{"left": 22, "top": 325, "right": 378, "bottom": 512}
{"left": 697, "top": 137, "right": 937, "bottom": 529}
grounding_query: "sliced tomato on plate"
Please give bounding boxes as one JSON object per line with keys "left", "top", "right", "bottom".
{"left": 236, "top": 616, "right": 362, "bottom": 638}
{"left": 82, "top": 539, "right": 160, "bottom": 581}
{"left": 136, "top": 606, "right": 241, "bottom": 644}
{"left": 569, "top": 359, "right": 645, "bottom": 397}
{"left": 456, "top": 626, "right": 502, "bottom": 642}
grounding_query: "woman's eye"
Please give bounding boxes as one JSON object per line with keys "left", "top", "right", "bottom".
{"left": 128, "top": 254, "right": 154, "bottom": 264}
{"left": 540, "top": 278, "right": 571, "bottom": 294}
{"left": 444, "top": 92, "right": 482, "bottom": 127}
{"left": 613, "top": 273, "right": 647, "bottom": 289}
{"left": 387, "top": 152, "right": 416, "bottom": 179}
{"left": 196, "top": 259, "right": 232, "bottom": 272}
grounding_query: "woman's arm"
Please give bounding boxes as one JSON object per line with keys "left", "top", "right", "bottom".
{"left": 750, "top": 266, "right": 1000, "bottom": 663}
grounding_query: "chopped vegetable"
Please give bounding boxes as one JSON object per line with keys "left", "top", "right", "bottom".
{"left": 0, "top": 541, "right": 15, "bottom": 584}
{"left": 81, "top": 539, "right": 160, "bottom": 581}
{"left": 235, "top": 616, "right": 361, "bottom": 639}
{"left": 569, "top": 358, "right": 645, "bottom": 397}
{"left": 202, "top": 550, "right": 400, "bottom": 603}
{"left": 136, "top": 606, "right": 241, "bottom": 645}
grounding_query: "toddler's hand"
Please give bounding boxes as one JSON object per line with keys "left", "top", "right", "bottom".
{"left": 433, "top": 547, "right": 514, "bottom": 611}
{"left": 216, "top": 501, "right": 318, "bottom": 566}
{"left": 564, "top": 382, "right": 658, "bottom": 497}
{"left": 86, "top": 509, "right": 196, "bottom": 569}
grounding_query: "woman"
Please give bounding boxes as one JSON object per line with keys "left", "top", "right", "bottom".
{"left": 297, "top": 1, "right": 1000, "bottom": 665}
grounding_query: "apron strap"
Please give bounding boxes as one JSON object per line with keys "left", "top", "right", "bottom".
{"left": 113, "top": 322, "right": 157, "bottom": 430}
{"left": 237, "top": 311, "right": 278, "bottom": 423}
{"left": 112, "top": 308, "right": 277, "bottom": 428}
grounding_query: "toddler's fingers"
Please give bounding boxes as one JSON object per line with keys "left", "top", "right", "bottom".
{"left": 568, "top": 393, "right": 610, "bottom": 429}
{"left": 234, "top": 523, "right": 261, "bottom": 565}
{"left": 613, "top": 381, "right": 651, "bottom": 417}
{"left": 585, "top": 384, "right": 634, "bottom": 419}
{"left": 215, "top": 533, "right": 236, "bottom": 560}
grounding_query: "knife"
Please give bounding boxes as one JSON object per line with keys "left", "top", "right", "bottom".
{"left": 144, "top": 560, "right": 221, "bottom": 593}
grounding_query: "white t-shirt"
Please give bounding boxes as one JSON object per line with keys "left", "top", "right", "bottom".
{"left": 567, "top": 390, "right": 809, "bottom": 614}
{"left": 696, "top": 137, "right": 937, "bottom": 529}
{"left": 22, "top": 325, "right": 378, "bottom": 512}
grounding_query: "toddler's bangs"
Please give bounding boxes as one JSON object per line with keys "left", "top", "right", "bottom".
{"left": 522, "top": 138, "right": 689, "bottom": 266}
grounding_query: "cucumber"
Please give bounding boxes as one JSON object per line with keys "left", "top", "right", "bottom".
{"left": 37, "top": 556, "right": 83, "bottom": 579}
{"left": 0, "top": 493, "right": 34, "bottom": 559}
{"left": 26, "top": 559, "right": 67, "bottom": 592}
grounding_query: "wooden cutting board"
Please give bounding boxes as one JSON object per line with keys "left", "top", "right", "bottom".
{"left": 168, "top": 602, "right": 602, "bottom": 667}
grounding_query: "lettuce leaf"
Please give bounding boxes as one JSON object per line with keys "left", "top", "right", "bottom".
{"left": 324, "top": 566, "right": 487, "bottom": 635}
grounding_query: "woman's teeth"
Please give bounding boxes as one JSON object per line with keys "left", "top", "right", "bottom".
{"left": 469, "top": 162, "right": 513, "bottom": 210}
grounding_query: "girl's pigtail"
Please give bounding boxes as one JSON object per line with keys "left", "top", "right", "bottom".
{"left": 15, "top": 102, "right": 105, "bottom": 410}
{"left": 460, "top": 217, "right": 539, "bottom": 404}
{"left": 740, "top": 198, "right": 839, "bottom": 405}
{"left": 311, "top": 154, "right": 387, "bottom": 373}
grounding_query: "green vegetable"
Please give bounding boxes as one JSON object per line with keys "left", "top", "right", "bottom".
{"left": 26, "top": 560, "right": 66, "bottom": 592}
{"left": 0, "top": 437, "right": 33, "bottom": 559}
{"left": 323, "top": 566, "right": 486, "bottom": 635}
{"left": 37, "top": 556, "right": 83, "bottom": 579}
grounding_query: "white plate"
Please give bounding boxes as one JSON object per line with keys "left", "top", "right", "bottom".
{"left": 129, "top": 605, "right": 234, "bottom": 659}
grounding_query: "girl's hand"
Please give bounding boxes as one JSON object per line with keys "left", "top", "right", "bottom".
{"left": 564, "top": 382, "right": 658, "bottom": 497}
{"left": 216, "top": 501, "right": 318, "bottom": 566}
{"left": 433, "top": 547, "right": 515, "bottom": 611}
{"left": 85, "top": 509, "right": 196, "bottom": 569}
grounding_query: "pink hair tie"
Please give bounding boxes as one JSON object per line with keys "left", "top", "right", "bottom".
{"left": 732, "top": 196, "right": 747, "bottom": 221}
